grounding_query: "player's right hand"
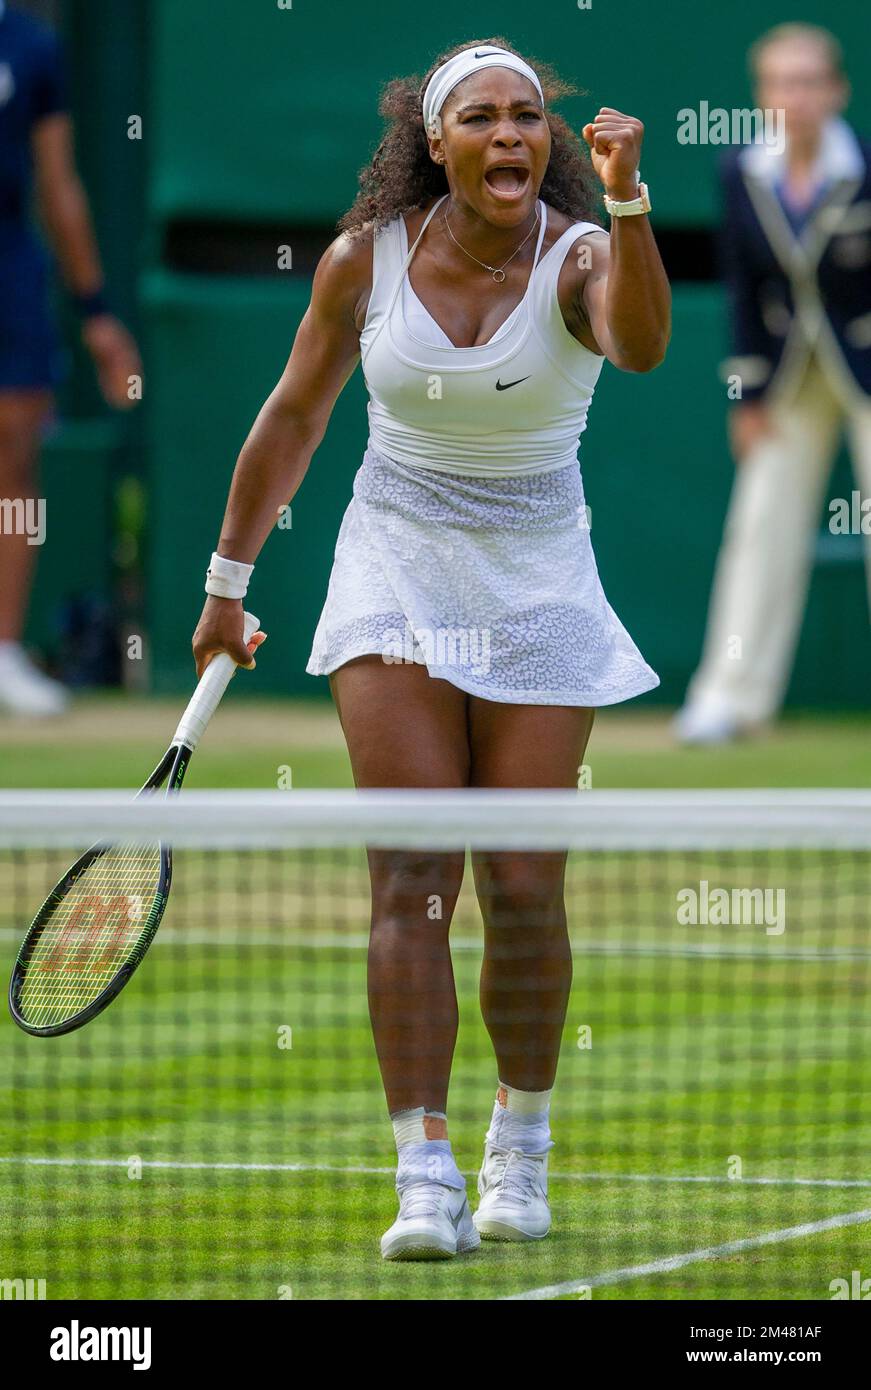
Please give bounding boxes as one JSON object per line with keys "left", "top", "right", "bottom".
{"left": 192, "top": 596, "right": 266, "bottom": 678}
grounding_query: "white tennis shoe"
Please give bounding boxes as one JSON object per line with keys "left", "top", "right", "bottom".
{"left": 473, "top": 1144, "right": 551, "bottom": 1241}
{"left": 381, "top": 1180, "right": 480, "bottom": 1261}
{"left": 672, "top": 693, "right": 741, "bottom": 745}
{"left": 0, "top": 643, "right": 68, "bottom": 718}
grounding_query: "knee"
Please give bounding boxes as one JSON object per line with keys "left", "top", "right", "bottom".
{"left": 371, "top": 851, "right": 465, "bottom": 930}
{"left": 476, "top": 857, "right": 565, "bottom": 930}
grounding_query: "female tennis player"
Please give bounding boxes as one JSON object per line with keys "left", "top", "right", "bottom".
{"left": 193, "top": 38, "right": 670, "bottom": 1261}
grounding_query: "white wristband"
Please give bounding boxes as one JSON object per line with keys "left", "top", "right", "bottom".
{"left": 205, "top": 551, "right": 254, "bottom": 599}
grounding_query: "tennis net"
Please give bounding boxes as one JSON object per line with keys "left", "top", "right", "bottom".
{"left": 1, "top": 789, "right": 869, "bottom": 1302}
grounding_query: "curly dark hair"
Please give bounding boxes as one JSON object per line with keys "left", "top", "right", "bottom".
{"left": 338, "top": 36, "right": 601, "bottom": 236}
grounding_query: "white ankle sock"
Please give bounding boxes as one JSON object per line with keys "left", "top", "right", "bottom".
{"left": 487, "top": 1081, "right": 553, "bottom": 1154}
{"left": 390, "top": 1107, "right": 463, "bottom": 1190}
{"left": 390, "top": 1106, "right": 448, "bottom": 1151}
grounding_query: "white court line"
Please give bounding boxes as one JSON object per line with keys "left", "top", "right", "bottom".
{"left": 0, "top": 927, "right": 866, "bottom": 960}
{"left": 502, "top": 1207, "right": 871, "bottom": 1301}
{"left": 0, "top": 1155, "right": 868, "bottom": 1190}
{"left": 547, "top": 1172, "right": 871, "bottom": 1190}
{"left": 0, "top": 1156, "right": 395, "bottom": 1176}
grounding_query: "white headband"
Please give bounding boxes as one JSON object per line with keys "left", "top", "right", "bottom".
{"left": 422, "top": 45, "right": 544, "bottom": 137}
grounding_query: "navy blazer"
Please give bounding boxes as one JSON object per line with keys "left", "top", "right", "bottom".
{"left": 718, "top": 125, "right": 871, "bottom": 405}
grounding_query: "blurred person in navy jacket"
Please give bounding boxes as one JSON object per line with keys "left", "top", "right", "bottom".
{"left": 0, "top": 0, "right": 140, "bottom": 715}
{"left": 676, "top": 24, "right": 871, "bottom": 742}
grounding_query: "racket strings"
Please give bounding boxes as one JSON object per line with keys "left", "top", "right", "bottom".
{"left": 17, "top": 842, "right": 163, "bottom": 1028}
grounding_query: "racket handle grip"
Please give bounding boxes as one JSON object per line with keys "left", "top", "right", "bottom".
{"left": 172, "top": 611, "right": 260, "bottom": 752}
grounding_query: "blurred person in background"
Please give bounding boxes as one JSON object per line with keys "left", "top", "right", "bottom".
{"left": 0, "top": 0, "right": 140, "bottom": 715}
{"left": 676, "top": 24, "right": 871, "bottom": 744}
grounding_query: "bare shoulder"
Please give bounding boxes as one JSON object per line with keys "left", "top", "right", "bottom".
{"left": 541, "top": 204, "right": 608, "bottom": 280}
{"left": 547, "top": 214, "right": 609, "bottom": 346}
{"left": 553, "top": 215, "right": 609, "bottom": 268}
{"left": 540, "top": 203, "right": 604, "bottom": 244}
{"left": 311, "top": 225, "right": 375, "bottom": 331}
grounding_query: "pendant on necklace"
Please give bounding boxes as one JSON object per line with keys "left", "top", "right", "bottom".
{"left": 492, "top": 269, "right": 506, "bottom": 283}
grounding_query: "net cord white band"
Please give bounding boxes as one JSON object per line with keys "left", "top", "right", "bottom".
{"left": 171, "top": 611, "right": 259, "bottom": 752}
{"left": 1, "top": 790, "right": 870, "bottom": 850}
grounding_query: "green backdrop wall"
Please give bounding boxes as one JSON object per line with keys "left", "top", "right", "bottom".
{"left": 148, "top": 0, "right": 871, "bottom": 227}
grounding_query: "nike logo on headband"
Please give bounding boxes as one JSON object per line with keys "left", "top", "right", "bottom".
{"left": 495, "top": 376, "right": 531, "bottom": 391}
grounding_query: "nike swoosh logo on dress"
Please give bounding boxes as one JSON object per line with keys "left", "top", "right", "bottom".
{"left": 495, "top": 376, "right": 532, "bottom": 391}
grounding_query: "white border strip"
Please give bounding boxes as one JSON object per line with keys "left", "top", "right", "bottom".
{"left": 1, "top": 789, "right": 871, "bottom": 849}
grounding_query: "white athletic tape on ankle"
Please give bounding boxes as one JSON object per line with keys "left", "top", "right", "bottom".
{"left": 391, "top": 1107, "right": 427, "bottom": 1148}
{"left": 497, "top": 1081, "right": 553, "bottom": 1114}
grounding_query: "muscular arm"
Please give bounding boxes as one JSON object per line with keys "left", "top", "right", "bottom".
{"left": 575, "top": 225, "right": 671, "bottom": 373}
{"left": 192, "top": 231, "right": 370, "bottom": 672}
{"left": 574, "top": 107, "right": 671, "bottom": 373}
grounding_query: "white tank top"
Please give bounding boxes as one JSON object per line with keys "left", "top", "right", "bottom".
{"left": 360, "top": 194, "right": 605, "bottom": 477}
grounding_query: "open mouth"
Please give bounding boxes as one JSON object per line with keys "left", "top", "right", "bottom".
{"left": 484, "top": 166, "right": 530, "bottom": 197}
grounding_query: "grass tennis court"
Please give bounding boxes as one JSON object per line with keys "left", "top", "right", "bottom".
{"left": 2, "top": 825, "right": 868, "bottom": 1301}
{"left": 3, "top": 699, "right": 871, "bottom": 790}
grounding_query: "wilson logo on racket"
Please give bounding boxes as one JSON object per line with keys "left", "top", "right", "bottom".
{"left": 38, "top": 895, "right": 137, "bottom": 974}
{"left": 8, "top": 613, "right": 262, "bottom": 1037}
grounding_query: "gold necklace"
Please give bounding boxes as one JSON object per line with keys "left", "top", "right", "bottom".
{"left": 442, "top": 207, "right": 540, "bottom": 283}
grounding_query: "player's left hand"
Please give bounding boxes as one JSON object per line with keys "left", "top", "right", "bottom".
{"left": 82, "top": 314, "right": 143, "bottom": 410}
{"left": 582, "top": 108, "right": 644, "bottom": 202}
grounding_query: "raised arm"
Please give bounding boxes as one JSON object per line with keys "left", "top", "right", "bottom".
{"left": 191, "top": 230, "right": 371, "bottom": 675}
{"left": 574, "top": 108, "right": 671, "bottom": 373}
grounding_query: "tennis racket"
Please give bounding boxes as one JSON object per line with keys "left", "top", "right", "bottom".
{"left": 8, "top": 611, "right": 261, "bottom": 1038}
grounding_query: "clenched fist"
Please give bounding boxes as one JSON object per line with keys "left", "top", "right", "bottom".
{"left": 582, "top": 108, "right": 644, "bottom": 202}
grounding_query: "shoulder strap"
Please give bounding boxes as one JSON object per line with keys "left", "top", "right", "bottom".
{"left": 529, "top": 220, "right": 606, "bottom": 347}
{"left": 534, "top": 221, "right": 604, "bottom": 287}
{"left": 361, "top": 213, "right": 412, "bottom": 352}
{"left": 383, "top": 194, "right": 449, "bottom": 321}
{"left": 362, "top": 199, "right": 449, "bottom": 355}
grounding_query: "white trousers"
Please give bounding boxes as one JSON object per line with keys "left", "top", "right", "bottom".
{"left": 686, "top": 359, "right": 871, "bottom": 723}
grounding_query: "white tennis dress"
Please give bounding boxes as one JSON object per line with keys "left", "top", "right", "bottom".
{"left": 306, "top": 194, "right": 659, "bottom": 705}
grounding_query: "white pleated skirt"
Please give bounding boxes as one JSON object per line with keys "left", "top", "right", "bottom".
{"left": 306, "top": 445, "right": 659, "bottom": 706}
